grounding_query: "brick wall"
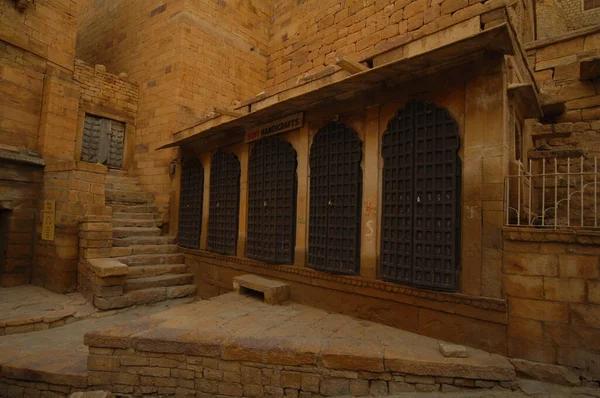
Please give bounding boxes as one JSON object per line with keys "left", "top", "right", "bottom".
{"left": 266, "top": 0, "right": 533, "bottom": 93}
{"left": 503, "top": 229, "right": 600, "bottom": 380}
{"left": 561, "top": 0, "right": 600, "bottom": 31}
{"left": 536, "top": 0, "right": 569, "bottom": 39}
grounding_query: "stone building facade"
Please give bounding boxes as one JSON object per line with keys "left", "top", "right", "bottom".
{"left": 74, "top": 0, "right": 600, "bottom": 382}
{"left": 1, "top": 0, "right": 600, "bottom": 388}
{"left": 0, "top": 0, "right": 139, "bottom": 291}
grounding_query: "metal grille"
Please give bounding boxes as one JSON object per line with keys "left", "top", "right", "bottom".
{"left": 81, "top": 114, "right": 125, "bottom": 169}
{"left": 178, "top": 159, "right": 204, "bottom": 249}
{"left": 309, "top": 122, "right": 362, "bottom": 274}
{"left": 505, "top": 157, "right": 600, "bottom": 229}
{"left": 381, "top": 100, "right": 461, "bottom": 291}
{"left": 246, "top": 137, "right": 297, "bottom": 264}
{"left": 208, "top": 151, "right": 240, "bottom": 255}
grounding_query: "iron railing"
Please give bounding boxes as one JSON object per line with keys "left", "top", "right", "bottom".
{"left": 505, "top": 157, "right": 600, "bottom": 229}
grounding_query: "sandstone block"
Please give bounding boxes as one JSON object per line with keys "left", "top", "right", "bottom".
{"left": 243, "top": 384, "right": 263, "bottom": 397}
{"left": 349, "top": 379, "right": 369, "bottom": 396}
{"left": 301, "top": 373, "right": 320, "bottom": 393}
{"left": 233, "top": 274, "right": 289, "bottom": 305}
{"left": 510, "top": 358, "right": 580, "bottom": 386}
{"left": 369, "top": 379, "right": 388, "bottom": 395}
{"left": 281, "top": 371, "right": 302, "bottom": 388}
{"left": 69, "top": 392, "right": 115, "bottom": 398}
{"left": 438, "top": 342, "right": 468, "bottom": 358}
{"left": 320, "top": 378, "right": 350, "bottom": 396}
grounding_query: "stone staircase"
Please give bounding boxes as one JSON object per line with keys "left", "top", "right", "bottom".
{"left": 103, "top": 170, "right": 196, "bottom": 308}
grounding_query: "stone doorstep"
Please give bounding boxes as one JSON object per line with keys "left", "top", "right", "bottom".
{"left": 233, "top": 274, "right": 290, "bottom": 305}
{"left": 87, "top": 258, "right": 128, "bottom": 278}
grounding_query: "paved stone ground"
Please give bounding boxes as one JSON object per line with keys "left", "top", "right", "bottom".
{"left": 0, "top": 294, "right": 195, "bottom": 384}
{"left": 0, "top": 287, "right": 599, "bottom": 397}
{"left": 0, "top": 286, "right": 94, "bottom": 335}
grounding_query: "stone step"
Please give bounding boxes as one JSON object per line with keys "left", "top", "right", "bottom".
{"left": 110, "top": 244, "right": 180, "bottom": 257}
{"left": 127, "top": 264, "right": 189, "bottom": 279}
{"left": 112, "top": 236, "right": 175, "bottom": 247}
{"left": 94, "top": 285, "right": 197, "bottom": 310}
{"left": 111, "top": 204, "right": 158, "bottom": 214}
{"left": 105, "top": 182, "right": 144, "bottom": 192}
{"left": 118, "top": 253, "right": 185, "bottom": 266}
{"left": 106, "top": 170, "right": 129, "bottom": 177}
{"left": 112, "top": 227, "right": 162, "bottom": 238}
{"left": 106, "top": 189, "right": 151, "bottom": 204}
{"left": 113, "top": 212, "right": 157, "bottom": 220}
{"left": 125, "top": 273, "right": 194, "bottom": 292}
{"left": 112, "top": 218, "right": 160, "bottom": 228}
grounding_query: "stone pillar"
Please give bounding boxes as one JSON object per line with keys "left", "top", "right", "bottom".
{"left": 237, "top": 145, "right": 249, "bottom": 257}
{"left": 200, "top": 152, "right": 211, "bottom": 250}
{"left": 462, "top": 55, "right": 506, "bottom": 298}
{"left": 360, "top": 106, "right": 380, "bottom": 279}
{"left": 293, "top": 127, "right": 310, "bottom": 267}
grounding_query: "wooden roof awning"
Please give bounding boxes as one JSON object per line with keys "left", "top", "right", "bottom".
{"left": 158, "top": 23, "right": 517, "bottom": 151}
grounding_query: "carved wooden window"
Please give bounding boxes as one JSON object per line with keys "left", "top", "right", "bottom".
{"left": 381, "top": 100, "right": 461, "bottom": 291}
{"left": 81, "top": 114, "right": 125, "bottom": 169}
{"left": 208, "top": 150, "right": 240, "bottom": 255}
{"left": 178, "top": 159, "right": 204, "bottom": 249}
{"left": 246, "top": 137, "right": 297, "bottom": 264}
{"left": 309, "top": 122, "right": 362, "bottom": 275}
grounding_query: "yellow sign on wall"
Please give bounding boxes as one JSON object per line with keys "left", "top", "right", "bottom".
{"left": 41, "top": 200, "right": 55, "bottom": 241}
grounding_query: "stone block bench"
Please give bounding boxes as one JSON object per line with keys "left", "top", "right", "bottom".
{"left": 233, "top": 274, "right": 290, "bottom": 305}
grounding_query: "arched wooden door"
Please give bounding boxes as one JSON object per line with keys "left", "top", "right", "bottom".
{"left": 178, "top": 158, "right": 204, "bottom": 249}
{"left": 246, "top": 137, "right": 297, "bottom": 264}
{"left": 381, "top": 100, "right": 461, "bottom": 291}
{"left": 208, "top": 150, "right": 240, "bottom": 255}
{"left": 309, "top": 122, "right": 362, "bottom": 274}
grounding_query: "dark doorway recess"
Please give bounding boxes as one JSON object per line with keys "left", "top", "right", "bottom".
{"left": 0, "top": 209, "right": 11, "bottom": 272}
{"left": 381, "top": 100, "right": 461, "bottom": 291}
{"left": 208, "top": 150, "right": 240, "bottom": 255}
{"left": 308, "top": 122, "right": 362, "bottom": 275}
{"left": 178, "top": 158, "right": 204, "bottom": 249}
{"left": 246, "top": 136, "right": 297, "bottom": 264}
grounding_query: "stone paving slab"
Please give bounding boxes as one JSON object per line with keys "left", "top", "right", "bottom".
{"left": 0, "top": 286, "right": 94, "bottom": 336}
{"left": 84, "top": 292, "right": 516, "bottom": 381}
{"left": 0, "top": 297, "right": 195, "bottom": 393}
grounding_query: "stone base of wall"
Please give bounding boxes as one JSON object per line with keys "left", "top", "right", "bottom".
{"left": 86, "top": 348, "right": 518, "bottom": 397}
{"left": 184, "top": 250, "right": 509, "bottom": 355}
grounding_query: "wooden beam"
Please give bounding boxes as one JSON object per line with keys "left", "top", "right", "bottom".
{"left": 335, "top": 57, "right": 370, "bottom": 74}
{"left": 213, "top": 107, "right": 244, "bottom": 118}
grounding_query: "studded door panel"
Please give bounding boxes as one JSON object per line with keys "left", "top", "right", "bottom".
{"left": 178, "top": 159, "right": 204, "bottom": 249}
{"left": 309, "top": 122, "right": 362, "bottom": 274}
{"left": 246, "top": 137, "right": 297, "bottom": 264}
{"left": 208, "top": 151, "right": 240, "bottom": 255}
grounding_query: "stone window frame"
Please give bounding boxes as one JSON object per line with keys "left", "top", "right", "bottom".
{"left": 75, "top": 109, "right": 134, "bottom": 171}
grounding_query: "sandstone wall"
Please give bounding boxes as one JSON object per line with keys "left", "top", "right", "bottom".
{"left": 0, "top": 0, "right": 77, "bottom": 71}
{"left": 0, "top": 0, "right": 77, "bottom": 153}
{"left": 535, "top": 0, "right": 569, "bottom": 40}
{"left": 528, "top": 29, "right": 600, "bottom": 157}
{"left": 503, "top": 229, "right": 600, "bottom": 381}
{"left": 266, "top": 0, "right": 533, "bottom": 94}
{"left": 76, "top": 0, "right": 271, "bottom": 227}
